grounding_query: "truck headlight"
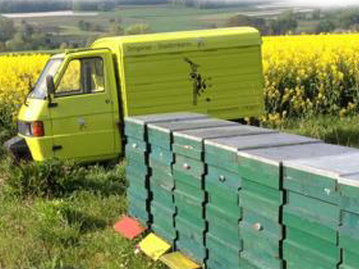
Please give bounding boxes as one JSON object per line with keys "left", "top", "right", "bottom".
{"left": 18, "top": 121, "right": 45, "bottom": 137}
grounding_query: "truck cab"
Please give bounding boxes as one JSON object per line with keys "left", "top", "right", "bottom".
{"left": 7, "top": 27, "right": 264, "bottom": 162}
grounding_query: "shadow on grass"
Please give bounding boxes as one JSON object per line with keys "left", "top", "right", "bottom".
{"left": 61, "top": 207, "right": 108, "bottom": 234}
{"left": 67, "top": 177, "right": 127, "bottom": 198}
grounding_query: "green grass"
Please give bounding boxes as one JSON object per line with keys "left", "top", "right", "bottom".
{"left": 1, "top": 115, "right": 359, "bottom": 268}
{"left": 0, "top": 154, "right": 165, "bottom": 269}
{"left": 277, "top": 116, "right": 359, "bottom": 148}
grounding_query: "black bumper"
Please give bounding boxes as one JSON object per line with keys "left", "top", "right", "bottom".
{"left": 4, "top": 136, "right": 32, "bottom": 160}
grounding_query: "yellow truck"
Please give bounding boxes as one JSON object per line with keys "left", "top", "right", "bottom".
{"left": 5, "top": 27, "right": 264, "bottom": 162}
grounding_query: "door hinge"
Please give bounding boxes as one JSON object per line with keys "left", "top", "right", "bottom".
{"left": 52, "top": 145, "right": 63, "bottom": 151}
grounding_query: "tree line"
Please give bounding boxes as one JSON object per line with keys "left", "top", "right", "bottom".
{"left": 0, "top": 0, "right": 265, "bottom": 13}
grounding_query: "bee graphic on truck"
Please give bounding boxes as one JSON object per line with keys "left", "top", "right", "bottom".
{"left": 184, "top": 57, "right": 212, "bottom": 106}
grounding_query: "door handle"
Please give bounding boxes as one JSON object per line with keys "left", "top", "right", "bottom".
{"left": 52, "top": 145, "right": 63, "bottom": 151}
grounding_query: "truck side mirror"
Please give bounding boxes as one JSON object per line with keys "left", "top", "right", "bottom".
{"left": 46, "top": 75, "right": 57, "bottom": 108}
{"left": 46, "top": 75, "right": 55, "bottom": 95}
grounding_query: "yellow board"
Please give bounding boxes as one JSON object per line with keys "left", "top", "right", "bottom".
{"left": 160, "top": 252, "right": 201, "bottom": 269}
{"left": 139, "top": 233, "right": 171, "bottom": 261}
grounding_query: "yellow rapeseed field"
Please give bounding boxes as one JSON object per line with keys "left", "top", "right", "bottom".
{"left": 1, "top": 34, "right": 359, "bottom": 126}
{"left": 262, "top": 34, "right": 359, "bottom": 124}
{"left": 0, "top": 54, "right": 50, "bottom": 106}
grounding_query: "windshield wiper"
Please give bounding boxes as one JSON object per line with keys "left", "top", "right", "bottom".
{"left": 23, "top": 77, "right": 33, "bottom": 107}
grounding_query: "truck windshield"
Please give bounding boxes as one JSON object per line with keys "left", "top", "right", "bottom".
{"left": 29, "top": 58, "right": 63, "bottom": 99}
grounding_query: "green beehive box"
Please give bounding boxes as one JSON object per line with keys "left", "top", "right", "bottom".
{"left": 176, "top": 217, "right": 207, "bottom": 263}
{"left": 151, "top": 184, "right": 175, "bottom": 212}
{"left": 151, "top": 168, "right": 174, "bottom": 190}
{"left": 284, "top": 191, "right": 340, "bottom": 244}
{"left": 341, "top": 249, "right": 359, "bottom": 269}
{"left": 206, "top": 203, "right": 241, "bottom": 230}
{"left": 282, "top": 150, "right": 359, "bottom": 269}
{"left": 206, "top": 197, "right": 241, "bottom": 223}
{"left": 125, "top": 137, "right": 148, "bottom": 164}
{"left": 339, "top": 211, "right": 359, "bottom": 255}
{"left": 150, "top": 146, "right": 173, "bottom": 166}
{"left": 128, "top": 181, "right": 148, "bottom": 200}
{"left": 203, "top": 133, "right": 322, "bottom": 269}
{"left": 206, "top": 233, "right": 241, "bottom": 269}
{"left": 126, "top": 155, "right": 148, "bottom": 176}
{"left": 206, "top": 165, "right": 241, "bottom": 210}
{"left": 127, "top": 170, "right": 148, "bottom": 189}
{"left": 240, "top": 250, "right": 284, "bottom": 269}
{"left": 240, "top": 179, "right": 283, "bottom": 228}
{"left": 339, "top": 173, "right": 359, "bottom": 215}
{"left": 174, "top": 171, "right": 205, "bottom": 199}
{"left": 170, "top": 123, "right": 273, "bottom": 263}
{"left": 128, "top": 196, "right": 148, "bottom": 225}
{"left": 285, "top": 219, "right": 340, "bottom": 268}
{"left": 125, "top": 113, "right": 206, "bottom": 225}
{"left": 148, "top": 118, "right": 236, "bottom": 151}
{"left": 174, "top": 190, "right": 205, "bottom": 225}
{"left": 173, "top": 154, "right": 205, "bottom": 179}
{"left": 151, "top": 201, "right": 177, "bottom": 243}
{"left": 284, "top": 230, "right": 340, "bottom": 269}
{"left": 283, "top": 151, "right": 359, "bottom": 204}
{"left": 207, "top": 217, "right": 241, "bottom": 249}
{"left": 239, "top": 144, "right": 357, "bottom": 268}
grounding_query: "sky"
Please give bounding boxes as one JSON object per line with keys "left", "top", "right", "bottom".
{"left": 288, "top": 0, "right": 359, "bottom": 7}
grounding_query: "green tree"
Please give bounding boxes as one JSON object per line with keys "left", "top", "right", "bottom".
{"left": 126, "top": 24, "right": 151, "bottom": 35}
{"left": 73, "top": 0, "right": 99, "bottom": 11}
{"left": 315, "top": 20, "right": 336, "bottom": 33}
{"left": 226, "top": 15, "right": 268, "bottom": 35}
{"left": 19, "top": 20, "right": 34, "bottom": 41}
{"left": 0, "top": 16, "right": 15, "bottom": 42}
{"left": 109, "top": 19, "right": 124, "bottom": 36}
{"left": 313, "top": 9, "right": 321, "bottom": 20}
{"left": 339, "top": 9, "right": 359, "bottom": 29}
{"left": 269, "top": 11, "right": 298, "bottom": 35}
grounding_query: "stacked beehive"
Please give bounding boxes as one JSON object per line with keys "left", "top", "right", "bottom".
{"left": 282, "top": 153, "right": 359, "bottom": 269}
{"left": 205, "top": 133, "right": 330, "bottom": 269}
{"left": 124, "top": 113, "right": 206, "bottom": 226}
{"left": 124, "top": 112, "right": 359, "bottom": 269}
{"left": 172, "top": 124, "right": 277, "bottom": 266}
{"left": 146, "top": 118, "right": 236, "bottom": 249}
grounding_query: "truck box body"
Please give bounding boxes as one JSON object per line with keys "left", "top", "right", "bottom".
{"left": 92, "top": 27, "right": 264, "bottom": 119}
{"left": 11, "top": 27, "right": 264, "bottom": 162}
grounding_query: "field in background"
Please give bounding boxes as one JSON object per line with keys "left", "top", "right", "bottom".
{"left": 4, "top": 3, "right": 308, "bottom": 45}
{"left": 1, "top": 33, "right": 359, "bottom": 268}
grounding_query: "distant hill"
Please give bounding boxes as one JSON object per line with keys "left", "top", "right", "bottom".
{"left": 0, "top": 0, "right": 273, "bottom": 14}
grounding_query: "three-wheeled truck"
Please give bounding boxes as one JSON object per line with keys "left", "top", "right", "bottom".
{"left": 5, "top": 27, "right": 264, "bottom": 162}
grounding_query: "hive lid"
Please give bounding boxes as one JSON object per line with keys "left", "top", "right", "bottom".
{"left": 338, "top": 172, "right": 359, "bottom": 187}
{"left": 125, "top": 112, "right": 207, "bottom": 126}
{"left": 284, "top": 152, "right": 359, "bottom": 179}
{"left": 174, "top": 124, "right": 276, "bottom": 142}
{"left": 206, "top": 132, "right": 320, "bottom": 153}
{"left": 148, "top": 118, "right": 236, "bottom": 134}
{"left": 240, "top": 143, "right": 357, "bottom": 166}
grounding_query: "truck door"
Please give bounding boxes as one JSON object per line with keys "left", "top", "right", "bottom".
{"left": 49, "top": 50, "right": 119, "bottom": 162}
